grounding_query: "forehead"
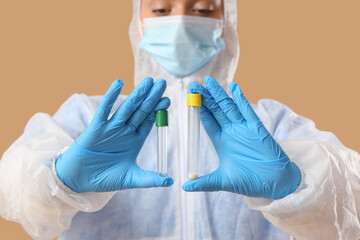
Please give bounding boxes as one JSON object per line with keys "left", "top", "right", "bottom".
{"left": 142, "top": 0, "right": 222, "bottom": 5}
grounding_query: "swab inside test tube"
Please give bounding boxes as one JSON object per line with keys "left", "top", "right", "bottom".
{"left": 187, "top": 94, "right": 201, "bottom": 180}
{"left": 156, "top": 110, "right": 168, "bottom": 176}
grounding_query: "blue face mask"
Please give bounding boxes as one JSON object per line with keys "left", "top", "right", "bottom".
{"left": 139, "top": 15, "right": 225, "bottom": 78}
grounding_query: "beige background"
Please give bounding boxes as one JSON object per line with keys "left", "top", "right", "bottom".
{"left": 1, "top": 0, "right": 359, "bottom": 239}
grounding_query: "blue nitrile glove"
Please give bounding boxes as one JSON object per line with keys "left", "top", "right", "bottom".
{"left": 182, "top": 76, "right": 301, "bottom": 199}
{"left": 55, "top": 77, "right": 174, "bottom": 193}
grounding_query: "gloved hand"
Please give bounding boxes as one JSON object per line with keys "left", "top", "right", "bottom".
{"left": 56, "top": 77, "right": 174, "bottom": 193}
{"left": 182, "top": 76, "right": 301, "bottom": 199}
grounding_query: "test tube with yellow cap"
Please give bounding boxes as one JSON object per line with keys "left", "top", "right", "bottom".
{"left": 156, "top": 110, "right": 168, "bottom": 176}
{"left": 187, "top": 93, "right": 201, "bottom": 180}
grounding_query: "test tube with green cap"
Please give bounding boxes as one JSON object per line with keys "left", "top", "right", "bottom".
{"left": 187, "top": 93, "right": 201, "bottom": 180}
{"left": 156, "top": 110, "right": 168, "bottom": 176}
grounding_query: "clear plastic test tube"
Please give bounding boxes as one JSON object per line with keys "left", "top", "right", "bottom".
{"left": 187, "top": 94, "right": 201, "bottom": 180}
{"left": 156, "top": 110, "right": 168, "bottom": 176}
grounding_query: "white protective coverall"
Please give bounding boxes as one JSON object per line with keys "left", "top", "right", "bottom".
{"left": 1, "top": 0, "right": 360, "bottom": 239}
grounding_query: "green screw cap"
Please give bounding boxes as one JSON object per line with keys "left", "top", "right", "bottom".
{"left": 156, "top": 110, "right": 168, "bottom": 127}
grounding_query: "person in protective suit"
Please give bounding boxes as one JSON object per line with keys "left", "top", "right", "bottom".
{"left": 1, "top": 0, "right": 360, "bottom": 239}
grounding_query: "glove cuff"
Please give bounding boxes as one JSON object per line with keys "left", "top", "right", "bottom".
{"left": 52, "top": 147, "right": 77, "bottom": 195}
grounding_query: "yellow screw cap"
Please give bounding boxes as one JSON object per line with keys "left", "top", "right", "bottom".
{"left": 187, "top": 94, "right": 201, "bottom": 107}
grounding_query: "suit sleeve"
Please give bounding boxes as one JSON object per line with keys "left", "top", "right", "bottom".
{"left": 246, "top": 99, "right": 360, "bottom": 240}
{"left": 0, "top": 94, "right": 118, "bottom": 240}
